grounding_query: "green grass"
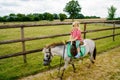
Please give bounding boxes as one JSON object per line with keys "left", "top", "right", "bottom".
{"left": 0, "top": 23, "right": 120, "bottom": 80}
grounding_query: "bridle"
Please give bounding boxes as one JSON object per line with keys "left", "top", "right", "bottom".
{"left": 43, "top": 48, "right": 53, "bottom": 62}
{"left": 43, "top": 43, "right": 66, "bottom": 68}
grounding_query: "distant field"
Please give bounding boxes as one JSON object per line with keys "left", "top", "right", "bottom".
{"left": 0, "top": 20, "right": 120, "bottom": 80}
{"left": 0, "top": 18, "right": 106, "bottom": 25}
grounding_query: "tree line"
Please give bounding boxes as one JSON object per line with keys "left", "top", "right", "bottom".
{"left": 0, "top": 12, "right": 100, "bottom": 22}
{"left": 0, "top": 13, "right": 67, "bottom": 22}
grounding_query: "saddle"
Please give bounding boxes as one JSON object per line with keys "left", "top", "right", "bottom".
{"left": 70, "top": 41, "right": 84, "bottom": 57}
{"left": 67, "top": 41, "right": 85, "bottom": 57}
{"left": 70, "top": 41, "right": 77, "bottom": 56}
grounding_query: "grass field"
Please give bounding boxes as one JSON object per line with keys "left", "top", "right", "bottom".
{"left": 0, "top": 21, "right": 120, "bottom": 80}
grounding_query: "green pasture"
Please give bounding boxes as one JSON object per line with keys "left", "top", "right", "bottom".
{"left": 0, "top": 23, "right": 120, "bottom": 80}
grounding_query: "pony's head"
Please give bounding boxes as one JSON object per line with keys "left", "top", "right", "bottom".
{"left": 42, "top": 47, "right": 52, "bottom": 66}
{"left": 42, "top": 42, "right": 65, "bottom": 66}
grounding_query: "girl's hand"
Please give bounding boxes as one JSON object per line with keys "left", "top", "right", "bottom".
{"left": 67, "top": 39, "right": 73, "bottom": 45}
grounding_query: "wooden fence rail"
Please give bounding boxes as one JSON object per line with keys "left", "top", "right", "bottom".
{"left": 0, "top": 27, "right": 120, "bottom": 45}
{"left": 0, "top": 33, "right": 70, "bottom": 44}
{"left": 0, "top": 20, "right": 120, "bottom": 63}
{"left": 0, "top": 20, "right": 120, "bottom": 29}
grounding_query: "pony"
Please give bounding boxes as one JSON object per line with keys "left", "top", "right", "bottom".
{"left": 42, "top": 39, "right": 96, "bottom": 79}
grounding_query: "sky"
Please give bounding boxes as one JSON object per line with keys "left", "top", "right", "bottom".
{"left": 0, "top": 0, "right": 120, "bottom": 18}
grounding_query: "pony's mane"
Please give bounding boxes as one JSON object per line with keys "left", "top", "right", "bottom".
{"left": 45, "top": 41, "right": 67, "bottom": 48}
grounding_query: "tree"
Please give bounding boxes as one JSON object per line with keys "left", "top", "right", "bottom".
{"left": 43, "top": 12, "right": 54, "bottom": 21}
{"left": 75, "top": 13, "right": 84, "bottom": 19}
{"left": 33, "top": 13, "right": 40, "bottom": 21}
{"left": 39, "top": 14, "right": 43, "bottom": 21}
{"left": 107, "top": 5, "right": 117, "bottom": 20}
{"left": 64, "top": 0, "right": 81, "bottom": 21}
{"left": 0, "top": 17, "right": 3, "bottom": 22}
{"left": 26, "top": 14, "right": 35, "bottom": 21}
{"left": 59, "top": 13, "right": 67, "bottom": 21}
{"left": 16, "top": 13, "right": 25, "bottom": 21}
{"left": 2, "top": 16, "right": 9, "bottom": 22}
{"left": 47, "top": 13, "right": 54, "bottom": 21}
{"left": 53, "top": 13, "right": 59, "bottom": 19}
{"left": 84, "top": 16, "right": 100, "bottom": 19}
{"left": 7, "top": 13, "right": 17, "bottom": 21}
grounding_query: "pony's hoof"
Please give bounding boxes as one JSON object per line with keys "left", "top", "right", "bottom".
{"left": 91, "top": 60, "right": 95, "bottom": 64}
{"left": 74, "top": 70, "right": 76, "bottom": 73}
{"left": 87, "top": 64, "right": 91, "bottom": 68}
{"left": 59, "top": 76, "right": 63, "bottom": 80}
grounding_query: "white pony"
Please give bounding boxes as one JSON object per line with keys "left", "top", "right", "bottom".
{"left": 43, "top": 39, "right": 96, "bottom": 79}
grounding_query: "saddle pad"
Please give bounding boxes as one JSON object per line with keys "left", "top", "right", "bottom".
{"left": 67, "top": 41, "right": 86, "bottom": 57}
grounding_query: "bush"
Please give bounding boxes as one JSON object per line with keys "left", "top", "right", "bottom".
{"left": 59, "top": 13, "right": 67, "bottom": 21}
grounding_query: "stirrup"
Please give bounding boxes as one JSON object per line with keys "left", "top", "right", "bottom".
{"left": 75, "top": 53, "right": 80, "bottom": 58}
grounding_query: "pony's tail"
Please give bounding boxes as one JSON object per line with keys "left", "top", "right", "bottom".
{"left": 93, "top": 46, "right": 96, "bottom": 60}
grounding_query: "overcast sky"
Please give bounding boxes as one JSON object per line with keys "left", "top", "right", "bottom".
{"left": 0, "top": 0, "right": 120, "bottom": 18}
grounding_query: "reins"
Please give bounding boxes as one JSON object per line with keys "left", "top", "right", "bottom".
{"left": 48, "top": 48, "right": 53, "bottom": 57}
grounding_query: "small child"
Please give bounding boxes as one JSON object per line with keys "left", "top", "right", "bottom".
{"left": 70, "top": 21, "right": 83, "bottom": 58}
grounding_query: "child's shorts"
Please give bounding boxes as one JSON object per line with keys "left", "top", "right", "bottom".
{"left": 76, "top": 40, "right": 80, "bottom": 48}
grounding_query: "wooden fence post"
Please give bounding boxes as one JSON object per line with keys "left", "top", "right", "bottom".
{"left": 21, "top": 26, "right": 27, "bottom": 63}
{"left": 113, "top": 22, "right": 115, "bottom": 41}
{"left": 84, "top": 23, "right": 87, "bottom": 39}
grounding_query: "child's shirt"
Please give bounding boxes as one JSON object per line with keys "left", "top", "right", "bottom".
{"left": 71, "top": 28, "right": 83, "bottom": 41}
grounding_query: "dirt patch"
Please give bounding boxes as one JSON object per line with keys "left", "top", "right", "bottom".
{"left": 20, "top": 47, "right": 120, "bottom": 80}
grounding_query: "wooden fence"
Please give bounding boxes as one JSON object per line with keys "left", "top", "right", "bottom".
{"left": 0, "top": 20, "right": 120, "bottom": 63}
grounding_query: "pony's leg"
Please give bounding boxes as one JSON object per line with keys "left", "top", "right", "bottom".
{"left": 59, "top": 64, "right": 67, "bottom": 79}
{"left": 90, "top": 54, "right": 95, "bottom": 64}
{"left": 90, "top": 47, "right": 96, "bottom": 64}
{"left": 88, "top": 48, "right": 96, "bottom": 68}
{"left": 59, "top": 58, "right": 69, "bottom": 79}
{"left": 57, "top": 56, "right": 63, "bottom": 76}
{"left": 89, "top": 52, "right": 94, "bottom": 64}
{"left": 71, "top": 63, "right": 76, "bottom": 72}
{"left": 60, "top": 68, "right": 65, "bottom": 80}
{"left": 70, "top": 59, "right": 76, "bottom": 72}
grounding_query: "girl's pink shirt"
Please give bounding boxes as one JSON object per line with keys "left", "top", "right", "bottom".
{"left": 71, "top": 28, "right": 83, "bottom": 41}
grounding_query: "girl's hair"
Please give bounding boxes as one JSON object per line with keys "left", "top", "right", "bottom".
{"left": 72, "top": 21, "right": 81, "bottom": 30}
{"left": 72, "top": 21, "right": 80, "bottom": 27}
